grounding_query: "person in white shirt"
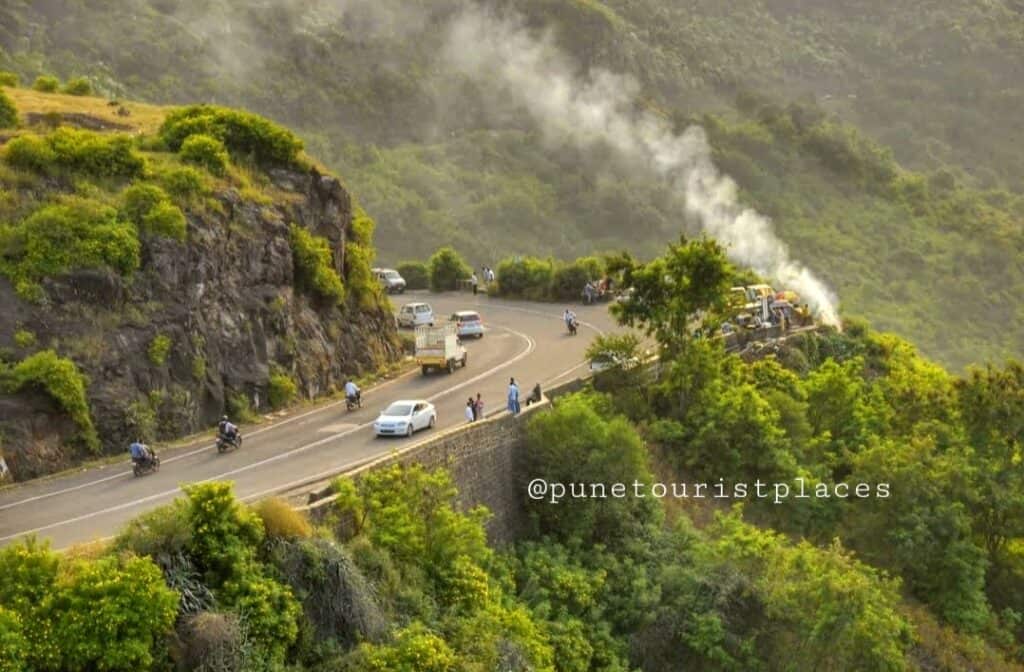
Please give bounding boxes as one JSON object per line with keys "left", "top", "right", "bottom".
{"left": 344, "top": 379, "right": 360, "bottom": 403}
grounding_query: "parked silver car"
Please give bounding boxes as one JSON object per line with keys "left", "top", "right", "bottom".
{"left": 373, "top": 268, "right": 406, "bottom": 294}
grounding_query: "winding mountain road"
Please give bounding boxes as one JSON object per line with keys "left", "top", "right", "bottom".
{"left": 0, "top": 293, "right": 617, "bottom": 550}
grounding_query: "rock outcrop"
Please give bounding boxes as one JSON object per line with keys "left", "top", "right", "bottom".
{"left": 0, "top": 167, "right": 400, "bottom": 481}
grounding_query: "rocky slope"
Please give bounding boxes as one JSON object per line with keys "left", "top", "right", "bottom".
{"left": 0, "top": 93, "right": 400, "bottom": 481}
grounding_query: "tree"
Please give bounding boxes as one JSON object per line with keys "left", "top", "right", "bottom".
{"left": 428, "top": 246, "right": 472, "bottom": 292}
{"left": 610, "top": 235, "right": 733, "bottom": 356}
{"left": 524, "top": 392, "right": 661, "bottom": 546}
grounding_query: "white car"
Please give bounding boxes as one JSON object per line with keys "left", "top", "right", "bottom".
{"left": 450, "top": 310, "right": 484, "bottom": 338}
{"left": 373, "top": 267, "right": 407, "bottom": 294}
{"left": 397, "top": 302, "right": 434, "bottom": 328}
{"left": 373, "top": 400, "right": 437, "bottom": 437}
{"left": 589, "top": 352, "right": 643, "bottom": 373}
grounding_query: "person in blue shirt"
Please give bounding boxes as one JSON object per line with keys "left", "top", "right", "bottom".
{"left": 129, "top": 440, "right": 151, "bottom": 464}
{"left": 507, "top": 377, "right": 520, "bottom": 415}
{"left": 218, "top": 416, "right": 239, "bottom": 444}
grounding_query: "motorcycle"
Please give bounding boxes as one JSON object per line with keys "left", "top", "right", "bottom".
{"left": 346, "top": 393, "right": 361, "bottom": 411}
{"left": 567, "top": 318, "right": 579, "bottom": 336}
{"left": 216, "top": 432, "right": 243, "bottom": 454}
{"left": 132, "top": 453, "right": 161, "bottom": 477}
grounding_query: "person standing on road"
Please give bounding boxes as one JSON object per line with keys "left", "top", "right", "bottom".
{"left": 508, "top": 377, "right": 520, "bottom": 415}
{"left": 475, "top": 393, "right": 484, "bottom": 420}
{"left": 471, "top": 272, "right": 479, "bottom": 295}
{"left": 465, "top": 399, "right": 476, "bottom": 423}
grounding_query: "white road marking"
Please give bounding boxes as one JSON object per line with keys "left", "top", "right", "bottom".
{"left": 0, "top": 325, "right": 536, "bottom": 544}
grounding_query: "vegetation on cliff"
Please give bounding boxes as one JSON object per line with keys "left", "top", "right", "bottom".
{"left": 0, "top": 87, "right": 397, "bottom": 480}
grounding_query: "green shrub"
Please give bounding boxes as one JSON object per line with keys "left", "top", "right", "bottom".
{"left": 121, "top": 183, "right": 187, "bottom": 241}
{"left": 31, "top": 75, "right": 59, "bottom": 93}
{"left": 3, "top": 350, "right": 98, "bottom": 451}
{"left": 397, "top": 261, "right": 429, "bottom": 290}
{"left": 0, "top": 537, "right": 61, "bottom": 670}
{"left": 61, "top": 77, "right": 92, "bottom": 96}
{"left": 268, "top": 369, "right": 297, "bottom": 409}
{"left": 551, "top": 256, "right": 604, "bottom": 301}
{"left": 0, "top": 198, "right": 141, "bottom": 295}
{"left": 184, "top": 482, "right": 265, "bottom": 584}
{"left": 179, "top": 133, "right": 229, "bottom": 176}
{"left": 357, "top": 623, "right": 457, "bottom": 672}
{"left": 13, "top": 330, "right": 35, "bottom": 348}
{"left": 148, "top": 334, "right": 171, "bottom": 366}
{"left": 158, "top": 166, "right": 206, "bottom": 200}
{"left": 52, "top": 555, "right": 179, "bottom": 671}
{"left": 142, "top": 200, "right": 187, "bottom": 241}
{"left": 226, "top": 391, "right": 256, "bottom": 423}
{"left": 346, "top": 242, "right": 379, "bottom": 309}
{"left": 159, "top": 105, "right": 303, "bottom": 167}
{"left": 0, "top": 606, "right": 27, "bottom": 672}
{"left": 0, "top": 71, "right": 19, "bottom": 87}
{"left": 254, "top": 498, "right": 312, "bottom": 540}
{"left": 289, "top": 224, "right": 344, "bottom": 304}
{"left": 0, "top": 89, "right": 16, "bottom": 129}
{"left": 121, "top": 183, "right": 166, "bottom": 223}
{"left": 192, "top": 355, "right": 206, "bottom": 380}
{"left": 3, "top": 135, "right": 54, "bottom": 172}
{"left": 428, "top": 246, "right": 471, "bottom": 291}
{"left": 495, "top": 256, "right": 555, "bottom": 300}
{"left": 4, "top": 128, "right": 144, "bottom": 178}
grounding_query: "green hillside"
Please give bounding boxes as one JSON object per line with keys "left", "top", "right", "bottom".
{"left": 1, "top": 0, "right": 1022, "bottom": 370}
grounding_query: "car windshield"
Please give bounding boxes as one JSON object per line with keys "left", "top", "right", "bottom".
{"left": 383, "top": 403, "right": 412, "bottom": 416}
{"left": 458, "top": 313, "right": 479, "bottom": 321}
{"left": 384, "top": 271, "right": 400, "bottom": 279}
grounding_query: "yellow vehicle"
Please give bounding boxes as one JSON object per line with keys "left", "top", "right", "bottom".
{"left": 746, "top": 284, "right": 775, "bottom": 301}
{"left": 415, "top": 323, "right": 468, "bottom": 375}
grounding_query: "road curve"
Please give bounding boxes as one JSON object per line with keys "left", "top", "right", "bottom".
{"left": 0, "top": 293, "right": 618, "bottom": 549}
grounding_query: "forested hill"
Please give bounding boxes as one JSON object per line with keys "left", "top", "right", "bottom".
{"left": 3, "top": 0, "right": 1022, "bottom": 370}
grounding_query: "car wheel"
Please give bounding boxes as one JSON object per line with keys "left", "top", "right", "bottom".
{"left": 446, "top": 360, "right": 454, "bottom": 374}
{"left": 429, "top": 415, "right": 436, "bottom": 428}
{"left": 422, "top": 365, "right": 430, "bottom": 376}
{"left": 406, "top": 424, "right": 414, "bottom": 438}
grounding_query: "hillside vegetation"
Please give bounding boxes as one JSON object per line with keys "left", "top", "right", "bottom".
{"left": 1, "top": 0, "right": 1023, "bottom": 369}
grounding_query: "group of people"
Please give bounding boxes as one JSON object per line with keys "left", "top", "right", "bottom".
{"left": 508, "top": 378, "right": 542, "bottom": 415}
{"left": 469, "top": 266, "right": 495, "bottom": 296}
{"left": 130, "top": 413, "right": 240, "bottom": 466}
{"left": 582, "top": 277, "right": 613, "bottom": 304}
{"left": 464, "top": 393, "right": 485, "bottom": 422}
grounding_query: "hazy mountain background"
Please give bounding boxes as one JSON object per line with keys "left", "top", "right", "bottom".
{"left": 1, "top": 0, "right": 1022, "bottom": 369}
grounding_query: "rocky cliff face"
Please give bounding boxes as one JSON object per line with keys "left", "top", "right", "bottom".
{"left": 0, "top": 167, "right": 400, "bottom": 481}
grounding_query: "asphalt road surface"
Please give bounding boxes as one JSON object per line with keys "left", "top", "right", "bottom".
{"left": 0, "top": 293, "right": 619, "bottom": 549}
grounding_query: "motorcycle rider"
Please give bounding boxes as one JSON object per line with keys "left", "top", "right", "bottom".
{"left": 563, "top": 308, "right": 578, "bottom": 334}
{"left": 218, "top": 415, "right": 239, "bottom": 445}
{"left": 344, "top": 379, "right": 361, "bottom": 406}
{"left": 129, "top": 439, "right": 152, "bottom": 466}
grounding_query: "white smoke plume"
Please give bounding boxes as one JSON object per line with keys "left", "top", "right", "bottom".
{"left": 443, "top": 9, "right": 841, "bottom": 327}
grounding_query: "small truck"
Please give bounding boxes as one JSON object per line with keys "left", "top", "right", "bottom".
{"left": 415, "top": 323, "right": 468, "bottom": 375}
